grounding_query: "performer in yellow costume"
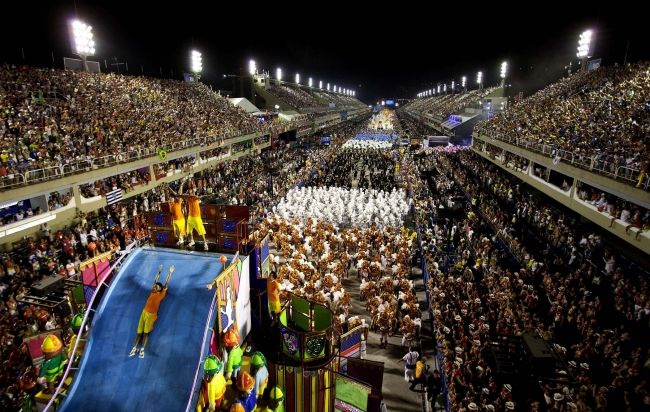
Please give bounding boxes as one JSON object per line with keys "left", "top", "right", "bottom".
{"left": 170, "top": 194, "right": 186, "bottom": 245}
{"left": 196, "top": 355, "right": 226, "bottom": 412}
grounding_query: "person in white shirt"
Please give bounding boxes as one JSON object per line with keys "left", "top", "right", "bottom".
{"left": 620, "top": 208, "right": 631, "bottom": 223}
{"left": 79, "top": 231, "right": 88, "bottom": 248}
{"left": 400, "top": 348, "right": 419, "bottom": 382}
{"left": 66, "top": 260, "right": 76, "bottom": 277}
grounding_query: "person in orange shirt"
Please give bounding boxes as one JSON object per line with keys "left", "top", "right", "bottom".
{"left": 129, "top": 264, "right": 174, "bottom": 358}
{"left": 169, "top": 194, "right": 186, "bottom": 245}
{"left": 185, "top": 188, "right": 208, "bottom": 250}
{"left": 266, "top": 272, "right": 282, "bottom": 316}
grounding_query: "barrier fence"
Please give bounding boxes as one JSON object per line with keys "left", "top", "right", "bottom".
{"left": 477, "top": 131, "right": 650, "bottom": 190}
{"left": 0, "top": 122, "right": 308, "bottom": 191}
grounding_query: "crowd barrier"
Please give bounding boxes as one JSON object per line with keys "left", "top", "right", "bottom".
{"left": 478, "top": 131, "right": 650, "bottom": 190}
{"left": 0, "top": 122, "right": 307, "bottom": 191}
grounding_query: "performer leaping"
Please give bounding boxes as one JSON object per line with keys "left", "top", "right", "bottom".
{"left": 129, "top": 264, "right": 174, "bottom": 358}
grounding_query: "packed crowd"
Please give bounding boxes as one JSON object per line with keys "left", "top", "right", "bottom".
{"left": 79, "top": 169, "right": 151, "bottom": 198}
{"left": 274, "top": 186, "right": 410, "bottom": 229}
{"left": 475, "top": 64, "right": 650, "bottom": 183}
{"left": 307, "top": 148, "right": 397, "bottom": 191}
{"left": 396, "top": 111, "right": 440, "bottom": 139}
{"left": 341, "top": 140, "right": 393, "bottom": 150}
{"left": 0, "top": 65, "right": 265, "bottom": 179}
{"left": 0, "top": 199, "right": 149, "bottom": 410}
{"left": 406, "top": 87, "right": 496, "bottom": 120}
{"left": 369, "top": 109, "right": 396, "bottom": 130}
{"left": 6, "top": 89, "right": 650, "bottom": 412}
{"left": 417, "top": 147, "right": 650, "bottom": 411}
{"left": 266, "top": 83, "right": 364, "bottom": 111}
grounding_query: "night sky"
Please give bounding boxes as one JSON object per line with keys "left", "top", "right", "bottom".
{"left": 1, "top": 1, "right": 647, "bottom": 104}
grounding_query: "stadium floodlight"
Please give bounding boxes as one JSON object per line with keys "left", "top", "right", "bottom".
{"left": 309, "top": 77, "right": 313, "bottom": 87}
{"left": 451, "top": 80, "right": 455, "bottom": 92}
{"left": 477, "top": 71, "right": 483, "bottom": 87}
{"left": 577, "top": 29, "right": 594, "bottom": 69}
{"left": 333, "top": 85, "right": 337, "bottom": 93}
{"left": 381, "top": 100, "right": 385, "bottom": 106}
{"left": 319, "top": 80, "right": 323, "bottom": 89}
{"left": 276, "top": 67, "right": 282, "bottom": 81}
{"left": 444, "top": 84, "right": 447, "bottom": 93}
{"left": 500, "top": 61, "right": 508, "bottom": 87}
{"left": 248, "top": 59, "right": 257, "bottom": 76}
{"left": 327, "top": 83, "right": 330, "bottom": 91}
{"left": 437, "top": 85, "right": 441, "bottom": 94}
{"left": 191, "top": 50, "right": 203, "bottom": 74}
{"left": 70, "top": 20, "right": 95, "bottom": 72}
{"left": 295, "top": 73, "right": 300, "bottom": 84}
{"left": 71, "top": 20, "right": 95, "bottom": 57}
{"left": 577, "top": 30, "right": 593, "bottom": 58}
{"left": 353, "top": 91, "right": 355, "bottom": 97}
{"left": 461, "top": 76, "right": 466, "bottom": 88}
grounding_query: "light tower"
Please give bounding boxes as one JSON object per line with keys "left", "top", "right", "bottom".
{"left": 577, "top": 29, "right": 594, "bottom": 71}
{"left": 70, "top": 20, "right": 95, "bottom": 72}
{"left": 191, "top": 50, "right": 203, "bottom": 81}
{"left": 500, "top": 61, "right": 508, "bottom": 87}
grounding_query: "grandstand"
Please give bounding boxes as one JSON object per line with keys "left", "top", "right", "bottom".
{"left": 2, "top": 9, "right": 650, "bottom": 412}
{"left": 400, "top": 87, "right": 500, "bottom": 140}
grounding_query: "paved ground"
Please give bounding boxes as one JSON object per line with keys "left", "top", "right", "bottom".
{"left": 342, "top": 266, "right": 431, "bottom": 412}
{"left": 268, "top": 239, "right": 440, "bottom": 411}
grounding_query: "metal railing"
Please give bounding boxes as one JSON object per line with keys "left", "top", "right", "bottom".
{"left": 477, "top": 131, "right": 650, "bottom": 190}
{"left": 1, "top": 115, "right": 363, "bottom": 191}
{"left": 44, "top": 243, "right": 138, "bottom": 411}
{"left": 0, "top": 124, "right": 298, "bottom": 190}
{"left": 184, "top": 282, "right": 219, "bottom": 412}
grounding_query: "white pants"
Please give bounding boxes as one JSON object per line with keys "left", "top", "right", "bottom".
{"left": 404, "top": 367, "right": 415, "bottom": 382}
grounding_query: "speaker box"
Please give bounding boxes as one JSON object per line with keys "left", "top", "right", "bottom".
{"left": 31, "top": 275, "right": 64, "bottom": 296}
{"left": 522, "top": 333, "right": 556, "bottom": 375}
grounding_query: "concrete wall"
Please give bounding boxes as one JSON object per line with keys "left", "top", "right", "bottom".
{"left": 472, "top": 146, "right": 650, "bottom": 255}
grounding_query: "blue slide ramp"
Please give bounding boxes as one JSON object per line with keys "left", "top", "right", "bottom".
{"left": 61, "top": 248, "right": 226, "bottom": 412}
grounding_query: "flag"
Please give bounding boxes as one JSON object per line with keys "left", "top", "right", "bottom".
{"left": 340, "top": 331, "right": 362, "bottom": 358}
{"left": 106, "top": 188, "right": 123, "bottom": 206}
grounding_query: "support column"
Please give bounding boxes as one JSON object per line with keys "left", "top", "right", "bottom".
{"left": 72, "top": 184, "right": 82, "bottom": 209}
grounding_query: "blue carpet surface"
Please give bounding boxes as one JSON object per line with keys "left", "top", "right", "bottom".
{"left": 61, "top": 247, "right": 227, "bottom": 412}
